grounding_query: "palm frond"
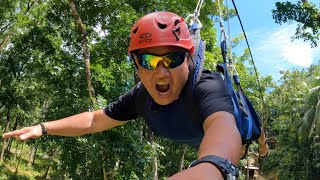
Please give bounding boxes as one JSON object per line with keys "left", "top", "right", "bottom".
{"left": 307, "top": 86, "right": 320, "bottom": 106}
{"left": 314, "top": 101, "right": 320, "bottom": 135}
{"left": 298, "top": 106, "right": 316, "bottom": 137}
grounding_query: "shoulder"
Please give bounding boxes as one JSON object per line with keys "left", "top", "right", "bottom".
{"left": 195, "top": 69, "right": 225, "bottom": 93}
{"left": 192, "top": 69, "right": 234, "bottom": 122}
{"left": 104, "top": 82, "right": 147, "bottom": 121}
{"left": 120, "top": 81, "right": 146, "bottom": 100}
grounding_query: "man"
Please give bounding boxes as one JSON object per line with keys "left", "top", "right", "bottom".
{"left": 2, "top": 12, "right": 242, "bottom": 179}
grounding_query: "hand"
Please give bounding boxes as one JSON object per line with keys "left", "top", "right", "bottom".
{"left": 2, "top": 125, "right": 43, "bottom": 141}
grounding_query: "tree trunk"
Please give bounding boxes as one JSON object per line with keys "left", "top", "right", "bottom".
{"left": 106, "top": 159, "right": 120, "bottom": 180}
{"left": 14, "top": 141, "right": 19, "bottom": 161}
{"left": 246, "top": 159, "right": 249, "bottom": 180}
{"left": 0, "top": 32, "right": 13, "bottom": 50}
{"left": 6, "top": 138, "right": 13, "bottom": 152}
{"left": 178, "top": 144, "right": 187, "bottom": 172}
{"left": 15, "top": 141, "right": 25, "bottom": 173}
{"left": 32, "top": 142, "right": 38, "bottom": 166}
{"left": 147, "top": 128, "right": 158, "bottom": 180}
{"left": 43, "top": 147, "right": 59, "bottom": 179}
{"left": 0, "top": 108, "right": 11, "bottom": 162}
{"left": 68, "top": 0, "right": 95, "bottom": 101}
{"left": 6, "top": 115, "right": 19, "bottom": 152}
{"left": 102, "top": 160, "right": 107, "bottom": 180}
{"left": 28, "top": 145, "right": 37, "bottom": 166}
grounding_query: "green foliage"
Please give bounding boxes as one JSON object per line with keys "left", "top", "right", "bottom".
{"left": 0, "top": 1, "right": 225, "bottom": 178}
{"left": 264, "top": 64, "right": 320, "bottom": 179}
{"left": 5, "top": 0, "right": 320, "bottom": 179}
{"left": 272, "top": 1, "right": 320, "bottom": 47}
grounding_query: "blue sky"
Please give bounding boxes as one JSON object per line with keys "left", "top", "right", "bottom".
{"left": 221, "top": 0, "right": 320, "bottom": 81}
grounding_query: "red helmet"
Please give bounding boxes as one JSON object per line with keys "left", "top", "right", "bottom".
{"left": 129, "top": 11, "right": 194, "bottom": 54}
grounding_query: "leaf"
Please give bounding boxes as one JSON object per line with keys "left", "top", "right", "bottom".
{"left": 314, "top": 101, "right": 320, "bottom": 135}
{"left": 298, "top": 106, "right": 316, "bottom": 137}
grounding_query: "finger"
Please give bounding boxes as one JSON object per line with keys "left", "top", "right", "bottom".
{"left": 2, "top": 128, "right": 30, "bottom": 139}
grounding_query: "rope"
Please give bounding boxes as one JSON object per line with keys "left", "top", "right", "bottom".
{"left": 194, "top": 0, "right": 204, "bottom": 19}
{"left": 217, "top": 0, "right": 227, "bottom": 45}
{"left": 186, "top": 0, "right": 204, "bottom": 29}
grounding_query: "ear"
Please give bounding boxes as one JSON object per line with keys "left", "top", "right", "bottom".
{"left": 129, "top": 53, "right": 139, "bottom": 70}
{"left": 187, "top": 55, "right": 194, "bottom": 71}
{"left": 133, "top": 58, "right": 139, "bottom": 71}
{"left": 132, "top": 57, "right": 141, "bottom": 81}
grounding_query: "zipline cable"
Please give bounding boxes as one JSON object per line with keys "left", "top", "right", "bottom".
{"left": 225, "top": 0, "right": 233, "bottom": 64}
{"left": 230, "top": 0, "right": 264, "bottom": 104}
{"left": 230, "top": 0, "right": 267, "bottom": 124}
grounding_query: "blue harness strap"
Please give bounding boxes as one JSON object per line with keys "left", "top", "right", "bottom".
{"left": 191, "top": 38, "right": 262, "bottom": 145}
{"left": 216, "top": 63, "right": 261, "bottom": 144}
{"left": 191, "top": 40, "right": 205, "bottom": 91}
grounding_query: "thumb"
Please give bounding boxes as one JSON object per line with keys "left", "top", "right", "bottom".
{"left": 19, "top": 132, "right": 34, "bottom": 141}
{"left": 19, "top": 126, "right": 42, "bottom": 140}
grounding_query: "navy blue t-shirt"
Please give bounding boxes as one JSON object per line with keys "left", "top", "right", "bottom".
{"left": 104, "top": 69, "right": 234, "bottom": 147}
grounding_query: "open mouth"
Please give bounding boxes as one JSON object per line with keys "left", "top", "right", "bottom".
{"left": 156, "top": 81, "right": 170, "bottom": 95}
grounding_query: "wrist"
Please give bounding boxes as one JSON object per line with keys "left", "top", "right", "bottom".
{"left": 190, "top": 155, "right": 239, "bottom": 180}
{"left": 39, "top": 122, "right": 48, "bottom": 136}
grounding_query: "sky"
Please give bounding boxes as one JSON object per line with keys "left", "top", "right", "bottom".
{"left": 222, "top": 0, "right": 320, "bottom": 81}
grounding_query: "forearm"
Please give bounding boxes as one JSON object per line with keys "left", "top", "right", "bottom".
{"left": 198, "top": 113, "right": 242, "bottom": 165}
{"left": 44, "top": 111, "right": 95, "bottom": 136}
{"left": 44, "top": 109, "right": 127, "bottom": 136}
{"left": 170, "top": 112, "right": 241, "bottom": 179}
{"left": 2, "top": 109, "right": 126, "bottom": 140}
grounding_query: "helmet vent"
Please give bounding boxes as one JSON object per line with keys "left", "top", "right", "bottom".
{"left": 132, "top": 27, "right": 139, "bottom": 34}
{"left": 158, "top": 23, "right": 167, "bottom": 29}
{"left": 174, "top": 20, "right": 180, "bottom": 26}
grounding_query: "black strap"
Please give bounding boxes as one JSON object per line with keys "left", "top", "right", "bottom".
{"left": 190, "top": 155, "right": 239, "bottom": 180}
{"left": 40, "top": 122, "right": 47, "bottom": 136}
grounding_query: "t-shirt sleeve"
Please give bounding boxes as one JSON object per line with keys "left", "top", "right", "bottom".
{"left": 194, "top": 70, "right": 234, "bottom": 122}
{"left": 103, "top": 83, "right": 141, "bottom": 121}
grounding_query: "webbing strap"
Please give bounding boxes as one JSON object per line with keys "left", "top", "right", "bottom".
{"left": 192, "top": 40, "right": 205, "bottom": 91}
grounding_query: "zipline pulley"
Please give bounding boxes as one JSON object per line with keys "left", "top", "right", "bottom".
{"left": 185, "top": 0, "right": 204, "bottom": 33}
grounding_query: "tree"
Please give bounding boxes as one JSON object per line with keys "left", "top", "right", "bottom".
{"left": 68, "top": 0, "right": 96, "bottom": 101}
{"left": 262, "top": 65, "right": 320, "bottom": 179}
{"left": 297, "top": 65, "right": 320, "bottom": 137}
{"left": 0, "top": 0, "right": 243, "bottom": 179}
{"left": 272, "top": 1, "right": 320, "bottom": 47}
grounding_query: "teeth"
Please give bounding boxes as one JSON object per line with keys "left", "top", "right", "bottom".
{"left": 157, "top": 81, "right": 169, "bottom": 85}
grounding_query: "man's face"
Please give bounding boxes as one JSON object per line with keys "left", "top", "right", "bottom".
{"left": 134, "top": 46, "right": 190, "bottom": 105}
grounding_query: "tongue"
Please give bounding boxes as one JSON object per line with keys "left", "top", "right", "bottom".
{"left": 156, "top": 84, "right": 169, "bottom": 93}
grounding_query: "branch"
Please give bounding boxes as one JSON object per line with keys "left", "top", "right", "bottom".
{"left": 68, "top": 0, "right": 96, "bottom": 101}
{"left": 0, "top": 32, "right": 13, "bottom": 50}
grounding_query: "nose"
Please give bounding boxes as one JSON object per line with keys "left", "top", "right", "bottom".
{"left": 155, "top": 61, "right": 170, "bottom": 75}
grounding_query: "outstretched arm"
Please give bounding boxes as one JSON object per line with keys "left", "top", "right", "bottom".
{"left": 2, "top": 109, "right": 127, "bottom": 140}
{"left": 169, "top": 111, "right": 242, "bottom": 180}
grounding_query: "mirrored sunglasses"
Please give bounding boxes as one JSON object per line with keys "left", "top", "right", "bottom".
{"left": 133, "top": 51, "right": 187, "bottom": 70}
